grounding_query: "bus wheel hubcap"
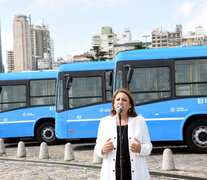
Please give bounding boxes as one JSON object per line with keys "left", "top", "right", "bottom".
{"left": 192, "top": 126, "right": 207, "bottom": 148}
{"left": 42, "top": 127, "right": 54, "bottom": 140}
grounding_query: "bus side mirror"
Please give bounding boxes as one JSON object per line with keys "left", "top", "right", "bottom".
{"left": 108, "top": 71, "right": 113, "bottom": 93}
{"left": 109, "top": 71, "right": 113, "bottom": 85}
{"left": 124, "top": 65, "right": 134, "bottom": 84}
{"left": 65, "top": 74, "right": 73, "bottom": 90}
{"left": 0, "top": 86, "right": 2, "bottom": 94}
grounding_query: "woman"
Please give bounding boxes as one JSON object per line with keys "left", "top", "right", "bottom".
{"left": 95, "top": 89, "right": 152, "bottom": 180}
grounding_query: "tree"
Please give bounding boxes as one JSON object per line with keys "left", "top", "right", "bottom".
{"left": 134, "top": 43, "right": 148, "bottom": 50}
{"left": 88, "top": 46, "right": 108, "bottom": 61}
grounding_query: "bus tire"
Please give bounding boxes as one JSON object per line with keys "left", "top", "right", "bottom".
{"left": 185, "top": 119, "right": 207, "bottom": 153}
{"left": 36, "top": 122, "right": 58, "bottom": 145}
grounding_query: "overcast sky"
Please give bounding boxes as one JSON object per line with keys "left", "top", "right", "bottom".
{"left": 1, "top": 0, "right": 207, "bottom": 66}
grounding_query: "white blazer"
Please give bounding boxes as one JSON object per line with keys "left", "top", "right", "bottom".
{"left": 95, "top": 115, "right": 152, "bottom": 180}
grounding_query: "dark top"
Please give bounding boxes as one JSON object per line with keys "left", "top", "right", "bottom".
{"left": 116, "top": 125, "right": 132, "bottom": 180}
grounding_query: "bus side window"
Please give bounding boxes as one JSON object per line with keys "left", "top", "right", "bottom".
{"left": 129, "top": 67, "right": 170, "bottom": 104}
{"left": 115, "top": 70, "right": 123, "bottom": 90}
{"left": 0, "top": 85, "right": 26, "bottom": 112}
{"left": 175, "top": 59, "right": 207, "bottom": 96}
{"left": 30, "top": 79, "right": 56, "bottom": 106}
{"left": 68, "top": 76, "right": 102, "bottom": 109}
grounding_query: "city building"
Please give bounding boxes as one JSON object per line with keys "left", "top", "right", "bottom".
{"left": 92, "top": 26, "right": 116, "bottom": 60}
{"left": 13, "top": 15, "right": 32, "bottom": 72}
{"left": 182, "top": 34, "right": 205, "bottom": 46}
{"left": 116, "top": 28, "right": 132, "bottom": 44}
{"left": 7, "top": 50, "right": 14, "bottom": 72}
{"left": 35, "top": 53, "right": 52, "bottom": 70}
{"left": 52, "top": 57, "right": 72, "bottom": 70}
{"left": 168, "top": 25, "right": 182, "bottom": 47}
{"left": 50, "top": 38, "right": 55, "bottom": 62}
{"left": 113, "top": 28, "right": 143, "bottom": 57}
{"left": 73, "top": 53, "right": 92, "bottom": 62}
{"left": 151, "top": 25, "right": 182, "bottom": 48}
{"left": 114, "top": 41, "right": 142, "bottom": 57}
{"left": 92, "top": 27, "right": 140, "bottom": 60}
{"left": 195, "top": 26, "right": 204, "bottom": 35}
{"left": 0, "top": 22, "right": 3, "bottom": 73}
{"left": 182, "top": 26, "right": 207, "bottom": 46}
{"left": 31, "top": 19, "right": 53, "bottom": 70}
{"left": 151, "top": 27, "right": 168, "bottom": 48}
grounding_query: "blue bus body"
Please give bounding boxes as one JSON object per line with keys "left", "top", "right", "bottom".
{"left": 135, "top": 98, "right": 204, "bottom": 141}
{"left": 116, "top": 46, "right": 207, "bottom": 61}
{"left": 58, "top": 60, "right": 115, "bottom": 72}
{"left": 115, "top": 46, "right": 207, "bottom": 152}
{"left": 55, "top": 61, "right": 115, "bottom": 139}
{"left": 0, "top": 71, "right": 57, "bottom": 81}
{"left": 56, "top": 103, "right": 111, "bottom": 139}
{"left": 0, "top": 70, "right": 58, "bottom": 144}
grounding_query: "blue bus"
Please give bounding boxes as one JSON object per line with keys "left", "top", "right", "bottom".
{"left": 0, "top": 70, "right": 58, "bottom": 144}
{"left": 114, "top": 46, "right": 207, "bottom": 153}
{"left": 55, "top": 60, "right": 114, "bottom": 139}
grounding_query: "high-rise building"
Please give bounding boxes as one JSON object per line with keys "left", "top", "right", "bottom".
{"left": 13, "top": 15, "right": 32, "bottom": 72}
{"left": 31, "top": 19, "right": 53, "bottom": 70}
{"left": 7, "top": 50, "right": 14, "bottom": 72}
{"left": 0, "top": 22, "right": 3, "bottom": 73}
{"left": 50, "top": 38, "right": 55, "bottom": 62}
{"left": 92, "top": 26, "right": 116, "bottom": 60}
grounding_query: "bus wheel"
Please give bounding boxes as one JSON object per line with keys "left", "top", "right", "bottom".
{"left": 185, "top": 119, "right": 207, "bottom": 153}
{"left": 36, "top": 122, "right": 58, "bottom": 145}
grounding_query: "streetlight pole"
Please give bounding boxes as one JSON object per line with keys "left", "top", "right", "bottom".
{"left": 142, "top": 35, "right": 150, "bottom": 47}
